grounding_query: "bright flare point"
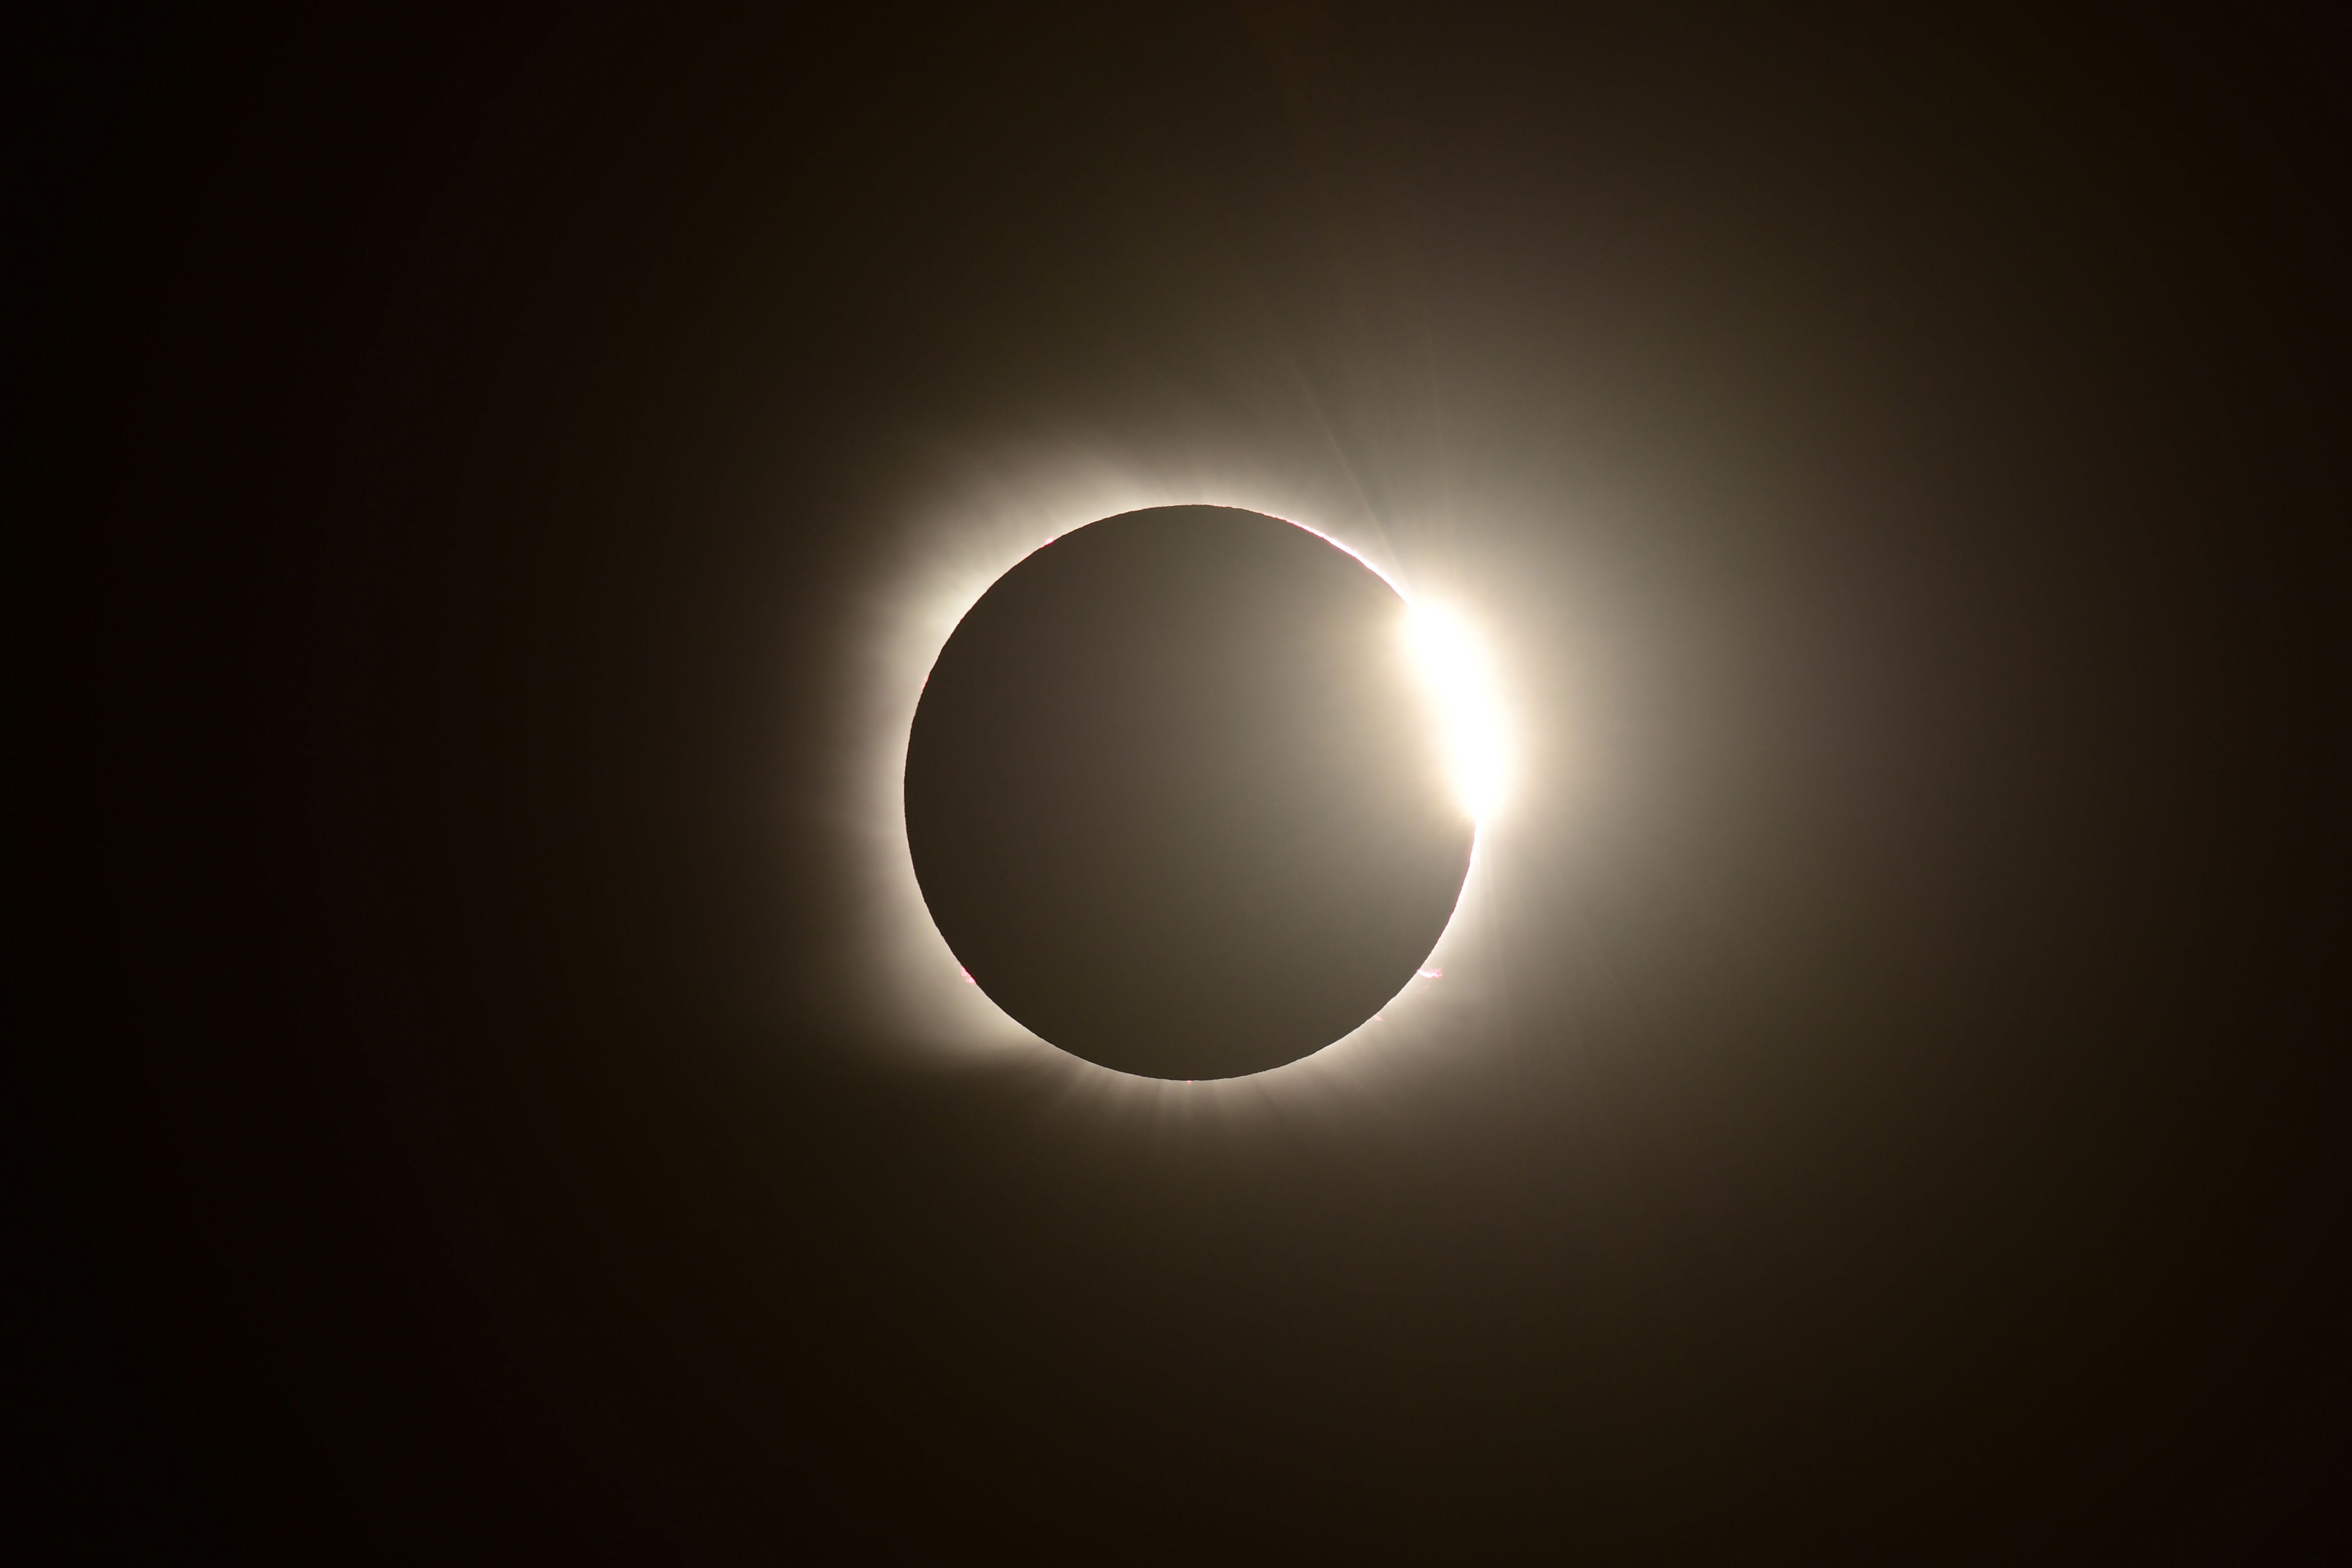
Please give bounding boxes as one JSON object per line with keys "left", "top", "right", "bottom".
{"left": 1405, "top": 605, "right": 1508, "bottom": 824}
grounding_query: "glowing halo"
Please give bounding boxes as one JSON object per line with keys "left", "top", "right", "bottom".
{"left": 834, "top": 471, "right": 1518, "bottom": 1094}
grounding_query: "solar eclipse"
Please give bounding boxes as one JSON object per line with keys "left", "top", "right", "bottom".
{"left": 904, "top": 505, "right": 1485, "bottom": 1079}
{"left": 98, "top": 10, "right": 2328, "bottom": 1553}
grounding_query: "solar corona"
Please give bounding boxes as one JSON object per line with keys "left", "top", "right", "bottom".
{"left": 903, "top": 505, "right": 1487, "bottom": 1080}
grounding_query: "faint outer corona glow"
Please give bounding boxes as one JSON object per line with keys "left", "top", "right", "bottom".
{"left": 844, "top": 472, "right": 1520, "bottom": 1087}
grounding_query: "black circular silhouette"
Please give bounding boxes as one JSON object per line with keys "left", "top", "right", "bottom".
{"left": 904, "top": 505, "right": 1474, "bottom": 1079}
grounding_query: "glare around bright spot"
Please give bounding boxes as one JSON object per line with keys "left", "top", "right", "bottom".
{"left": 1405, "top": 604, "right": 1510, "bottom": 823}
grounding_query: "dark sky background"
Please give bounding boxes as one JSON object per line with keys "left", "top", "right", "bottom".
{"left": 73, "top": 4, "right": 2344, "bottom": 1558}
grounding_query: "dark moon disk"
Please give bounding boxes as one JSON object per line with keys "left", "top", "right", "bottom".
{"left": 904, "top": 505, "right": 1475, "bottom": 1079}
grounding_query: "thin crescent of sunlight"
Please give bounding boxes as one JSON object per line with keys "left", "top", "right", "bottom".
{"left": 1405, "top": 602, "right": 1510, "bottom": 824}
